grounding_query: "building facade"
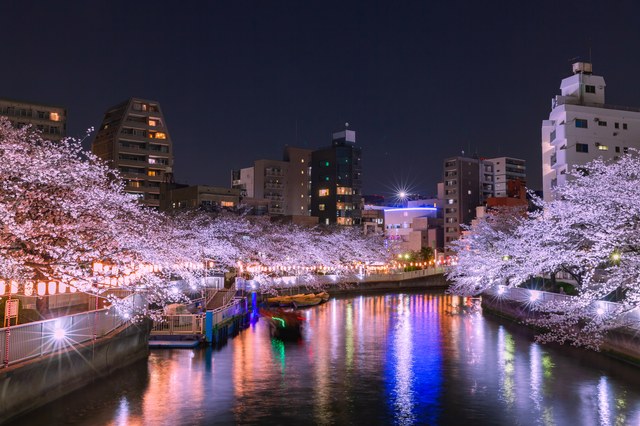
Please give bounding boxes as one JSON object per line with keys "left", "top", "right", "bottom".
{"left": 0, "top": 98, "right": 66, "bottom": 141}
{"left": 92, "top": 98, "right": 174, "bottom": 208}
{"left": 542, "top": 62, "right": 640, "bottom": 202}
{"left": 160, "top": 184, "right": 240, "bottom": 211}
{"left": 310, "top": 128, "right": 363, "bottom": 225}
{"left": 443, "top": 155, "right": 526, "bottom": 255}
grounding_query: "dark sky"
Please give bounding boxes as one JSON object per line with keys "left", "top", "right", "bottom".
{"left": 3, "top": 1, "right": 640, "bottom": 197}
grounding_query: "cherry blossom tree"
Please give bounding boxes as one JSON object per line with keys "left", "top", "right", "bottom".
{"left": 0, "top": 117, "right": 389, "bottom": 317}
{"left": 448, "top": 151, "right": 640, "bottom": 348}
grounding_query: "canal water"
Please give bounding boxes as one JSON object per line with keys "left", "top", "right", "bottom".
{"left": 14, "top": 290, "right": 640, "bottom": 425}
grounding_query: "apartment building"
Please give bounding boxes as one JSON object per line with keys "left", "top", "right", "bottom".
{"left": 443, "top": 155, "right": 526, "bottom": 256}
{"left": 92, "top": 98, "right": 174, "bottom": 208}
{"left": 310, "top": 128, "right": 363, "bottom": 225}
{"left": 542, "top": 62, "right": 640, "bottom": 201}
{"left": 0, "top": 98, "right": 66, "bottom": 141}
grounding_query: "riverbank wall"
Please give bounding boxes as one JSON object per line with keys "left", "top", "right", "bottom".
{"left": 0, "top": 320, "right": 151, "bottom": 424}
{"left": 482, "top": 293, "right": 640, "bottom": 366}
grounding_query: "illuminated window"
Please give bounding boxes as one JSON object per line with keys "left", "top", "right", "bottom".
{"left": 50, "top": 112, "right": 61, "bottom": 121}
{"left": 148, "top": 170, "right": 159, "bottom": 177}
{"left": 336, "top": 187, "right": 353, "bottom": 195}
{"left": 148, "top": 119, "right": 157, "bottom": 126}
{"left": 128, "top": 180, "right": 142, "bottom": 188}
{"left": 221, "top": 201, "right": 234, "bottom": 207}
{"left": 319, "top": 204, "right": 325, "bottom": 211}
{"left": 319, "top": 189, "right": 329, "bottom": 197}
{"left": 597, "top": 144, "right": 609, "bottom": 151}
{"left": 149, "top": 131, "right": 167, "bottom": 139}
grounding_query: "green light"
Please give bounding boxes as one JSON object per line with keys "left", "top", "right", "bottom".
{"left": 325, "top": 161, "right": 330, "bottom": 166}
{"left": 272, "top": 317, "right": 286, "bottom": 327}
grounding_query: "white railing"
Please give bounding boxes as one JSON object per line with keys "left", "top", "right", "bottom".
{"left": 236, "top": 267, "right": 446, "bottom": 290}
{"left": 151, "top": 294, "right": 245, "bottom": 335}
{"left": 211, "top": 298, "right": 245, "bottom": 327}
{"left": 0, "top": 294, "right": 145, "bottom": 367}
{"left": 151, "top": 315, "right": 204, "bottom": 335}
{"left": 484, "top": 287, "right": 640, "bottom": 326}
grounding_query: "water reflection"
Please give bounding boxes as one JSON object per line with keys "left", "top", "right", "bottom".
{"left": 14, "top": 291, "right": 640, "bottom": 426}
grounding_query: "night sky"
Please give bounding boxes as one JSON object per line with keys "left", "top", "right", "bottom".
{"left": 3, "top": 1, "right": 640, "bottom": 197}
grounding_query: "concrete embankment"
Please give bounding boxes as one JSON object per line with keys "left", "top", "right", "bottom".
{"left": 0, "top": 320, "right": 151, "bottom": 424}
{"left": 482, "top": 295, "right": 640, "bottom": 366}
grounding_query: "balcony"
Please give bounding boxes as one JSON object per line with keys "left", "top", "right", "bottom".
{"left": 265, "top": 183, "right": 284, "bottom": 190}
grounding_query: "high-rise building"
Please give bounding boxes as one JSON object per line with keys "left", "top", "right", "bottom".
{"left": 542, "top": 62, "right": 640, "bottom": 202}
{"left": 310, "top": 128, "right": 363, "bottom": 225}
{"left": 92, "top": 98, "right": 174, "bottom": 208}
{"left": 443, "top": 155, "right": 526, "bottom": 255}
{"left": 0, "top": 98, "right": 66, "bottom": 141}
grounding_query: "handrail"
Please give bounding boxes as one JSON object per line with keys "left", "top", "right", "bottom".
{"left": 0, "top": 294, "right": 145, "bottom": 367}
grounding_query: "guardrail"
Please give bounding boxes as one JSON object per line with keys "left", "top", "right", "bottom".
{"left": 151, "top": 315, "right": 204, "bottom": 335}
{"left": 236, "top": 267, "right": 446, "bottom": 290}
{"left": 151, "top": 296, "right": 246, "bottom": 336}
{"left": 211, "top": 298, "right": 245, "bottom": 327}
{"left": 484, "top": 286, "right": 640, "bottom": 325}
{"left": 0, "top": 294, "right": 145, "bottom": 367}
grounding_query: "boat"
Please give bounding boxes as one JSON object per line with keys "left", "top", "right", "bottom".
{"left": 259, "top": 308, "right": 304, "bottom": 340}
{"left": 316, "top": 291, "right": 330, "bottom": 302}
{"left": 291, "top": 295, "right": 322, "bottom": 309}
{"left": 266, "top": 292, "right": 330, "bottom": 307}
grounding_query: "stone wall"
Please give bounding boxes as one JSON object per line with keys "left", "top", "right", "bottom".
{"left": 0, "top": 320, "right": 151, "bottom": 424}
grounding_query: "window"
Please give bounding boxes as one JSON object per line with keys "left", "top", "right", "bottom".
{"left": 615, "top": 122, "right": 620, "bottom": 129}
{"left": 624, "top": 147, "right": 629, "bottom": 154}
{"left": 598, "top": 121, "right": 607, "bottom": 127}
{"left": 149, "top": 131, "right": 167, "bottom": 139}
{"left": 616, "top": 146, "right": 620, "bottom": 153}
{"left": 597, "top": 144, "right": 609, "bottom": 151}
{"left": 221, "top": 201, "right": 234, "bottom": 207}
{"left": 148, "top": 170, "right": 160, "bottom": 177}
{"left": 575, "top": 119, "right": 588, "bottom": 128}
{"left": 318, "top": 189, "right": 329, "bottom": 197}
{"left": 623, "top": 123, "right": 628, "bottom": 130}
{"left": 576, "top": 143, "right": 589, "bottom": 153}
{"left": 585, "top": 85, "right": 596, "bottom": 93}
{"left": 336, "top": 187, "right": 353, "bottom": 195}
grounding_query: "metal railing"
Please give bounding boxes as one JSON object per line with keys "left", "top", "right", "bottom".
{"left": 0, "top": 294, "right": 145, "bottom": 367}
{"left": 211, "top": 298, "right": 245, "bottom": 327}
{"left": 236, "top": 267, "right": 447, "bottom": 290}
{"left": 151, "top": 296, "right": 245, "bottom": 335}
{"left": 484, "top": 287, "right": 640, "bottom": 326}
{"left": 151, "top": 315, "right": 204, "bottom": 335}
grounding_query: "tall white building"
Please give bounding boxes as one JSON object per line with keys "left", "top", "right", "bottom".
{"left": 542, "top": 62, "right": 640, "bottom": 202}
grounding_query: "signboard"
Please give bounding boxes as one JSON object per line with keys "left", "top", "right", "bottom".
{"left": 5, "top": 299, "right": 18, "bottom": 319}
{"left": 4, "top": 299, "right": 19, "bottom": 326}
